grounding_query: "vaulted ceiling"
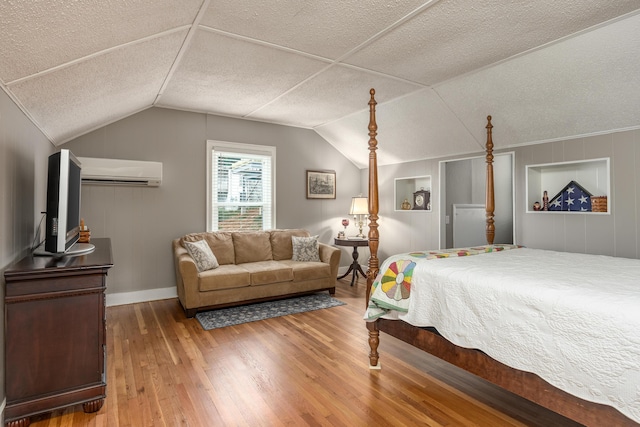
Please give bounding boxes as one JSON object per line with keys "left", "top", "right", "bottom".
{"left": 2, "top": 1, "right": 640, "bottom": 168}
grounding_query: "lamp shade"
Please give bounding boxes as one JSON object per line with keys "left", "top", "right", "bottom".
{"left": 349, "top": 196, "right": 368, "bottom": 215}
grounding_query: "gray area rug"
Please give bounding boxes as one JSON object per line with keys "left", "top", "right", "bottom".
{"left": 195, "top": 293, "right": 346, "bottom": 330}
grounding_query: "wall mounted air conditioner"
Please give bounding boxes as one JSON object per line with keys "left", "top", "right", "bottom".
{"left": 78, "top": 157, "right": 162, "bottom": 187}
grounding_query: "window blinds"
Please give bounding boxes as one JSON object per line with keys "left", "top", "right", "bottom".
{"left": 211, "top": 148, "right": 273, "bottom": 231}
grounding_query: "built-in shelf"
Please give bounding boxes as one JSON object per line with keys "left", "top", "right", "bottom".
{"left": 525, "top": 158, "right": 610, "bottom": 214}
{"left": 394, "top": 175, "right": 432, "bottom": 212}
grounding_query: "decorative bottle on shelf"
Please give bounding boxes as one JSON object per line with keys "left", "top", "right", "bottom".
{"left": 542, "top": 191, "right": 549, "bottom": 211}
{"left": 79, "top": 218, "right": 91, "bottom": 243}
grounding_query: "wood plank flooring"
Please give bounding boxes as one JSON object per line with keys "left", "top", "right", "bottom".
{"left": 28, "top": 277, "right": 585, "bottom": 427}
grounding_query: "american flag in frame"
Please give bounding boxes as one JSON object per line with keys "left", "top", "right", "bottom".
{"left": 548, "top": 180, "right": 593, "bottom": 211}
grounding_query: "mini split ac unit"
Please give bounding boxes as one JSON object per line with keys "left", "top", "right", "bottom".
{"left": 78, "top": 157, "right": 163, "bottom": 187}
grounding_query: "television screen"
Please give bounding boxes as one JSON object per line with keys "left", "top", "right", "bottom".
{"left": 44, "top": 149, "right": 82, "bottom": 254}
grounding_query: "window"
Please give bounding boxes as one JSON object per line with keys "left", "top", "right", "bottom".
{"left": 207, "top": 141, "right": 276, "bottom": 231}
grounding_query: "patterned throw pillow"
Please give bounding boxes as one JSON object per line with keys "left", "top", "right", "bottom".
{"left": 291, "top": 235, "right": 320, "bottom": 262}
{"left": 183, "top": 240, "right": 219, "bottom": 272}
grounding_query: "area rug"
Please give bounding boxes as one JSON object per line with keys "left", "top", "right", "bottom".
{"left": 195, "top": 293, "right": 346, "bottom": 330}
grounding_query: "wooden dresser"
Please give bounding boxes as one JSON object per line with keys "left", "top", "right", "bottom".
{"left": 4, "top": 238, "right": 113, "bottom": 427}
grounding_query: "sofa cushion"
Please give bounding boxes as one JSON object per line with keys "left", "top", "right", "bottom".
{"left": 198, "top": 264, "right": 251, "bottom": 292}
{"left": 183, "top": 240, "right": 219, "bottom": 272}
{"left": 241, "top": 261, "right": 293, "bottom": 285}
{"left": 270, "top": 229, "right": 310, "bottom": 260}
{"left": 281, "top": 260, "right": 331, "bottom": 281}
{"left": 182, "top": 232, "right": 235, "bottom": 265}
{"left": 292, "top": 235, "right": 320, "bottom": 262}
{"left": 233, "top": 232, "right": 272, "bottom": 264}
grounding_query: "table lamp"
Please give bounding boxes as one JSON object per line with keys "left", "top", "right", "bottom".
{"left": 349, "top": 196, "right": 368, "bottom": 238}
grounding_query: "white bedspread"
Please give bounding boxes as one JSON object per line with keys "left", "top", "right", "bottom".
{"left": 370, "top": 247, "right": 640, "bottom": 423}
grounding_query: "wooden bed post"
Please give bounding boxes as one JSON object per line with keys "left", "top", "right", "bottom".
{"left": 365, "top": 89, "right": 381, "bottom": 369}
{"left": 485, "top": 115, "right": 495, "bottom": 245}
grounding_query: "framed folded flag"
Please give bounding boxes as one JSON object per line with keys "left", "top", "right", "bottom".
{"left": 548, "top": 180, "right": 592, "bottom": 211}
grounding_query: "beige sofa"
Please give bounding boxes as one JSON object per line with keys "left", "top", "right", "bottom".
{"left": 173, "top": 229, "right": 341, "bottom": 317}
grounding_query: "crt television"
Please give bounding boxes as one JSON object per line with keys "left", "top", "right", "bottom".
{"left": 44, "top": 149, "right": 83, "bottom": 254}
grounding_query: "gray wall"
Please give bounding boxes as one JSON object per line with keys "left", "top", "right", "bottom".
{"left": 360, "top": 157, "right": 442, "bottom": 261}
{"left": 62, "top": 107, "right": 362, "bottom": 297}
{"left": 1, "top": 88, "right": 55, "bottom": 422}
{"left": 363, "top": 128, "right": 640, "bottom": 262}
{"left": 515, "top": 130, "right": 640, "bottom": 257}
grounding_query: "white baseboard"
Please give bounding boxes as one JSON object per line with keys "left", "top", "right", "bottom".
{"left": 105, "top": 268, "right": 358, "bottom": 308}
{"left": 106, "top": 286, "right": 177, "bottom": 307}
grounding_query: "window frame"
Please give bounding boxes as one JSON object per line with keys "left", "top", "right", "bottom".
{"left": 206, "top": 140, "right": 276, "bottom": 232}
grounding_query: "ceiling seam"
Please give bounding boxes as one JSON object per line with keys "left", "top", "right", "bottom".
{"left": 242, "top": 61, "right": 430, "bottom": 120}
{"left": 243, "top": 0, "right": 443, "bottom": 119}
{"left": 153, "top": 104, "right": 314, "bottom": 129}
{"left": 55, "top": 105, "right": 154, "bottom": 146}
{"left": 196, "top": 1, "right": 441, "bottom": 121}
{"left": 194, "top": 24, "right": 339, "bottom": 119}
{"left": 242, "top": 62, "right": 338, "bottom": 119}
{"left": 501, "top": 125, "right": 640, "bottom": 150}
{"left": 329, "top": 0, "right": 442, "bottom": 65}
{"left": 431, "top": 87, "right": 484, "bottom": 150}
{"left": 5, "top": 26, "right": 192, "bottom": 87}
{"left": 153, "top": 0, "right": 212, "bottom": 105}
{"left": 431, "top": 7, "right": 640, "bottom": 92}
{"left": 311, "top": 87, "right": 430, "bottom": 130}
{"left": 0, "top": 84, "right": 56, "bottom": 145}
{"left": 197, "top": 25, "right": 335, "bottom": 64}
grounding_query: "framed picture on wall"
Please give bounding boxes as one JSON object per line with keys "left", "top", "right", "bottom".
{"left": 306, "top": 170, "right": 336, "bottom": 199}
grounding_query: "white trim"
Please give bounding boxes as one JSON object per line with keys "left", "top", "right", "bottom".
{"left": 106, "top": 287, "right": 177, "bottom": 307}
{"left": 525, "top": 157, "right": 610, "bottom": 214}
{"left": 1, "top": 398, "right": 6, "bottom": 422}
{"left": 206, "top": 140, "right": 276, "bottom": 232}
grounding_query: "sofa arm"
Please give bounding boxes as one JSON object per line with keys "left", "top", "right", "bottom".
{"left": 177, "top": 254, "right": 199, "bottom": 287}
{"left": 173, "top": 239, "right": 200, "bottom": 311}
{"left": 319, "top": 243, "right": 341, "bottom": 284}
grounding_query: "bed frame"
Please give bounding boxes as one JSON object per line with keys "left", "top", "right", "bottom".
{"left": 363, "top": 89, "right": 636, "bottom": 427}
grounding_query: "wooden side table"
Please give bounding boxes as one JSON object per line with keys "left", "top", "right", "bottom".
{"left": 334, "top": 237, "right": 369, "bottom": 286}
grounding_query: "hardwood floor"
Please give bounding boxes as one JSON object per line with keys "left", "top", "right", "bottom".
{"left": 28, "top": 277, "right": 585, "bottom": 427}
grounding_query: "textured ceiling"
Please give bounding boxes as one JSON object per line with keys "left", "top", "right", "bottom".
{"left": 2, "top": 1, "right": 640, "bottom": 168}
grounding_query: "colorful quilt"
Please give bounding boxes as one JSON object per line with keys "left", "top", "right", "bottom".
{"left": 365, "top": 244, "right": 522, "bottom": 320}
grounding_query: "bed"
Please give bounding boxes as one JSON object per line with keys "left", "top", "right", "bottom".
{"left": 362, "top": 89, "right": 640, "bottom": 426}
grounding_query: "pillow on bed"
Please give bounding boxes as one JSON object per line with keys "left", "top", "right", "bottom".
{"left": 183, "top": 240, "right": 219, "bottom": 272}
{"left": 291, "top": 235, "right": 320, "bottom": 262}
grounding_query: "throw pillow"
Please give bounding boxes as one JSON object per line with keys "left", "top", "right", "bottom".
{"left": 182, "top": 232, "right": 234, "bottom": 265}
{"left": 291, "top": 235, "right": 320, "bottom": 262}
{"left": 270, "top": 229, "right": 310, "bottom": 260}
{"left": 183, "top": 240, "right": 219, "bottom": 272}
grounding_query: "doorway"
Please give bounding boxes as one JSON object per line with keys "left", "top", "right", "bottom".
{"left": 439, "top": 153, "right": 515, "bottom": 249}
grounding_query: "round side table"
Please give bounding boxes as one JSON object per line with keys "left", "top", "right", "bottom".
{"left": 334, "top": 237, "right": 369, "bottom": 286}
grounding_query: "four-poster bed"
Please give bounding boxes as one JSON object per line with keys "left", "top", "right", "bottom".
{"left": 363, "top": 89, "right": 640, "bottom": 426}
